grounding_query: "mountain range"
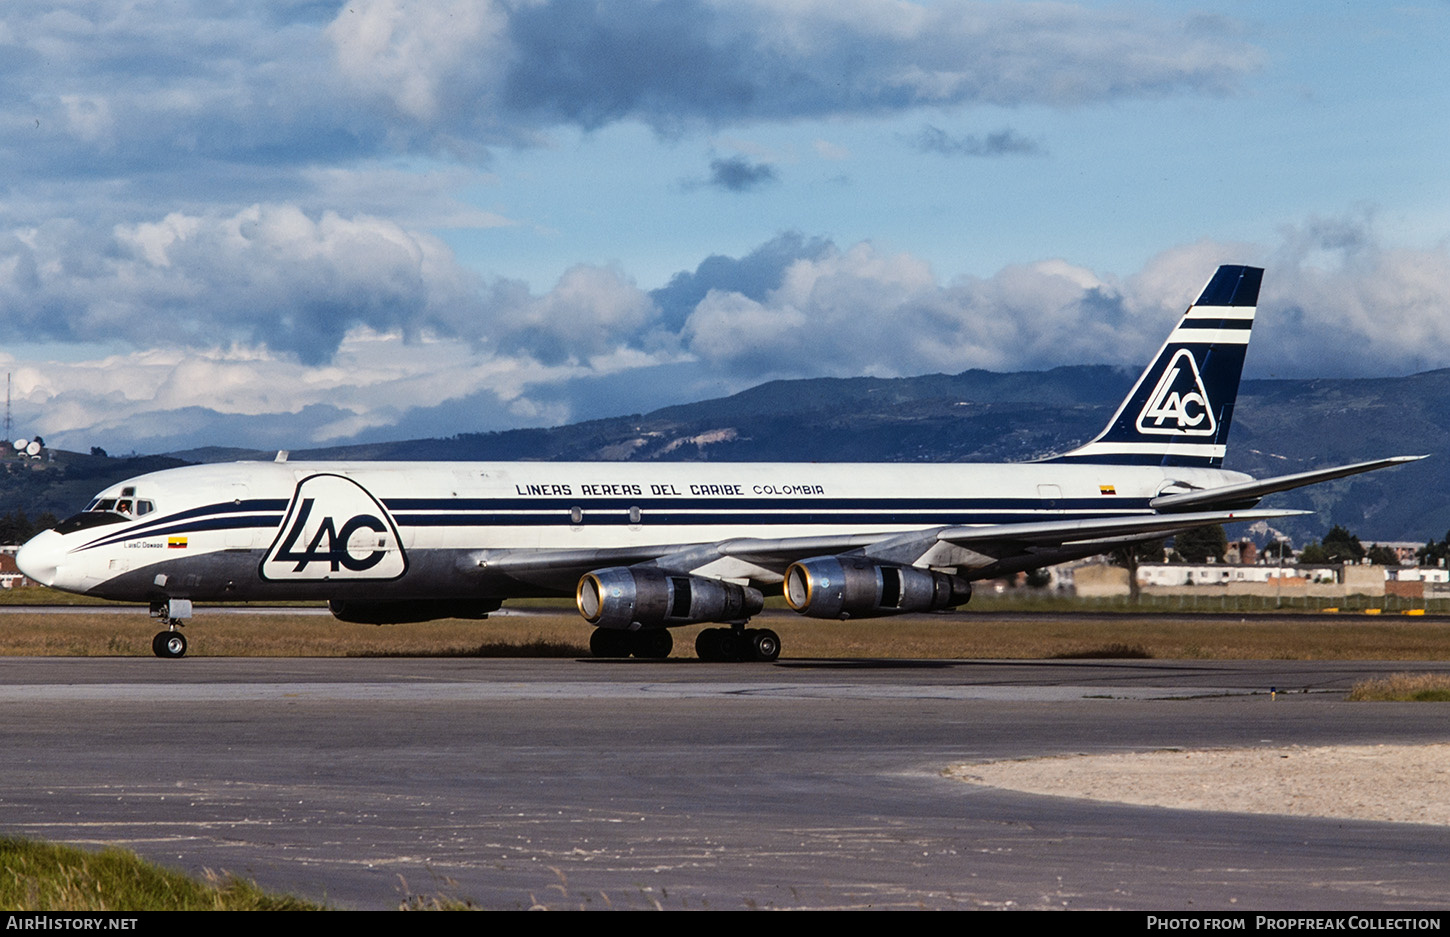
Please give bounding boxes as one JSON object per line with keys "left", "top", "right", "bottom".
{"left": 6, "top": 365, "right": 1444, "bottom": 546}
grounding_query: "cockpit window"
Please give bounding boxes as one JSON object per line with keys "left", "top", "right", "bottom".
{"left": 80, "top": 497, "right": 155, "bottom": 518}
{"left": 59, "top": 494, "right": 158, "bottom": 533}
{"left": 53, "top": 511, "right": 130, "bottom": 535}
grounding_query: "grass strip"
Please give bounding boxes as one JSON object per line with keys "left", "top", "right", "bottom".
{"left": 7, "top": 608, "right": 1450, "bottom": 659}
{"left": 1346, "top": 672, "right": 1450, "bottom": 701}
{"left": 0, "top": 837, "right": 321, "bottom": 911}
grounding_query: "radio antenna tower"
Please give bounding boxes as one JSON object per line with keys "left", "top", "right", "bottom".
{"left": 3, "top": 372, "right": 10, "bottom": 445}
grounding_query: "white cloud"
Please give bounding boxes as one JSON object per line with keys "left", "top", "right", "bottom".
{"left": 6, "top": 218, "right": 1450, "bottom": 454}
{"left": 326, "top": 0, "right": 1260, "bottom": 137}
{"left": 683, "top": 244, "right": 1127, "bottom": 378}
{"left": 503, "top": 264, "right": 658, "bottom": 363}
{"left": 681, "top": 223, "right": 1450, "bottom": 385}
{"left": 326, "top": 0, "right": 513, "bottom": 127}
{"left": 1, "top": 204, "right": 485, "bottom": 363}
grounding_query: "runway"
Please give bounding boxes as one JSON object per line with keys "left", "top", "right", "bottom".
{"left": 2, "top": 656, "right": 1448, "bottom": 910}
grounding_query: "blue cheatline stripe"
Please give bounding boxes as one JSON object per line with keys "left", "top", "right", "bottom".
{"left": 1050, "top": 452, "right": 1225, "bottom": 467}
{"left": 73, "top": 499, "right": 1159, "bottom": 549}
{"left": 78, "top": 513, "right": 286, "bottom": 551}
{"left": 383, "top": 496, "right": 1149, "bottom": 512}
{"left": 79, "top": 498, "right": 290, "bottom": 543}
{"left": 394, "top": 509, "right": 1147, "bottom": 528}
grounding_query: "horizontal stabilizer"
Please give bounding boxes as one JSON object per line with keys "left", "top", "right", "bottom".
{"left": 1149, "top": 455, "right": 1426, "bottom": 511}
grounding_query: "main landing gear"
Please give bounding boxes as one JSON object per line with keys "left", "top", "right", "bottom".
{"left": 586, "top": 624, "right": 782, "bottom": 661}
{"left": 589, "top": 627, "right": 673, "bottom": 659}
{"left": 149, "top": 598, "right": 193, "bottom": 659}
{"left": 695, "top": 625, "right": 780, "bottom": 663}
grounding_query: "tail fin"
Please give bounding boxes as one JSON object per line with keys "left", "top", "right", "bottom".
{"left": 1048, "top": 264, "right": 1262, "bottom": 468}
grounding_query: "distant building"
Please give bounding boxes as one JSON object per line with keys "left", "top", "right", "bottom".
{"left": 1388, "top": 566, "right": 1450, "bottom": 583}
{"left": 1065, "top": 559, "right": 1450, "bottom": 600}
{"left": 1371, "top": 541, "right": 1434, "bottom": 566}
{"left": 1225, "top": 540, "right": 1258, "bottom": 565}
{"left": 0, "top": 547, "right": 29, "bottom": 588}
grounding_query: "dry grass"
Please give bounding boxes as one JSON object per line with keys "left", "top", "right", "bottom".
{"left": 756, "top": 612, "right": 1450, "bottom": 661}
{"left": 0, "top": 609, "right": 593, "bottom": 658}
{"left": 3, "top": 604, "right": 1450, "bottom": 660}
{"left": 0, "top": 837, "right": 320, "bottom": 911}
{"left": 1346, "top": 672, "right": 1450, "bottom": 701}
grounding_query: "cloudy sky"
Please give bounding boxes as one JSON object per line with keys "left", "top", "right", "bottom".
{"left": 2, "top": 0, "right": 1447, "bottom": 454}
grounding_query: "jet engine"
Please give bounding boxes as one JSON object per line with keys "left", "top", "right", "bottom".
{"left": 328, "top": 598, "right": 502, "bottom": 624}
{"left": 577, "top": 567, "right": 764, "bottom": 629}
{"left": 783, "top": 556, "right": 971, "bottom": 619}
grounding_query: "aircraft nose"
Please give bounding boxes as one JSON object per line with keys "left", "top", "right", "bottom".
{"left": 16, "top": 529, "right": 65, "bottom": 587}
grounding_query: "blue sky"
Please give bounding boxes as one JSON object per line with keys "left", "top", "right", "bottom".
{"left": 1, "top": 0, "right": 1447, "bottom": 454}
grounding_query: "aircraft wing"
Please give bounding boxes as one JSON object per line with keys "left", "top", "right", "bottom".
{"left": 931, "top": 507, "right": 1305, "bottom": 552}
{"left": 475, "top": 506, "right": 1306, "bottom": 586}
{"left": 923, "top": 506, "right": 1307, "bottom": 578}
{"left": 474, "top": 533, "right": 884, "bottom": 577}
{"left": 1149, "top": 456, "right": 1426, "bottom": 512}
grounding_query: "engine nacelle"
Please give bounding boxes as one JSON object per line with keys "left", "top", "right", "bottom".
{"left": 783, "top": 556, "right": 971, "bottom": 619}
{"left": 577, "top": 567, "right": 765, "bottom": 629}
{"left": 328, "top": 598, "right": 502, "bottom": 624}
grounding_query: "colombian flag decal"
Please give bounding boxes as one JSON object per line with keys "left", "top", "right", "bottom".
{"left": 167, "top": 537, "right": 188, "bottom": 549}
{"left": 1099, "top": 484, "right": 1117, "bottom": 496}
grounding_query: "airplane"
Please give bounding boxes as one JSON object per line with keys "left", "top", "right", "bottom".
{"left": 15, "top": 265, "right": 1422, "bottom": 661}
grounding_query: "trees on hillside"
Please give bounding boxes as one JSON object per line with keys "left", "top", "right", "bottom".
{"left": 1418, "top": 532, "right": 1450, "bottom": 568}
{"left": 1261, "top": 539, "right": 1293, "bottom": 561}
{"left": 1292, "top": 525, "right": 1408, "bottom": 566}
{"left": 1174, "top": 525, "right": 1226, "bottom": 563}
{"left": 1365, "top": 543, "right": 1399, "bottom": 566}
{"left": 1320, "top": 525, "right": 1365, "bottom": 563}
{"left": 0, "top": 510, "right": 58, "bottom": 545}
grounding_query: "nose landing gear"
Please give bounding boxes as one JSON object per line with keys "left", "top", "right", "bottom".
{"left": 151, "top": 628, "right": 188, "bottom": 659}
{"left": 149, "top": 598, "right": 193, "bottom": 659}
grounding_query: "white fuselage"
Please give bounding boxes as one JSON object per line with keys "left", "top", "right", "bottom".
{"left": 18, "top": 458, "right": 1248, "bottom": 603}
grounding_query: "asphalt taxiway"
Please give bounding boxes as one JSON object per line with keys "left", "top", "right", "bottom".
{"left": 2, "top": 656, "right": 1448, "bottom": 910}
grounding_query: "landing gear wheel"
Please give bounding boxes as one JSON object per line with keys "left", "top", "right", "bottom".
{"left": 695, "top": 628, "right": 724, "bottom": 662}
{"left": 590, "top": 628, "right": 632, "bottom": 658}
{"left": 696, "top": 626, "right": 782, "bottom": 662}
{"left": 152, "top": 630, "right": 187, "bottom": 659}
{"left": 715, "top": 628, "right": 742, "bottom": 662}
{"left": 633, "top": 629, "right": 673, "bottom": 659}
{"left": 749, "top": 628, "right": 781, "bottom": 662}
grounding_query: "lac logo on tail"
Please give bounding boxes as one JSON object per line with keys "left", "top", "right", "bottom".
{"left": 1135, "top": 348, "right": 1216, "bottom": 436}
{"left": 1048, "top": 264, "right": 1261, "bottom": 468}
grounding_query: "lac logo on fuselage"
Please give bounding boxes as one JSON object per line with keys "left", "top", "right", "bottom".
{"left": 261, "top": 474, "right": 407, "bottom": 581}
